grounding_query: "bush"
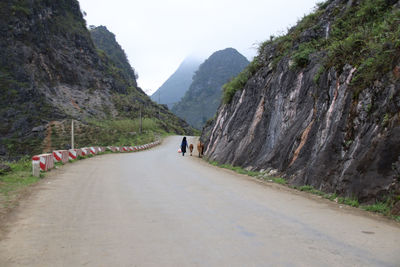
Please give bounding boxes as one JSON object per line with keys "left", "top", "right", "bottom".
{"left": 313, "top": 65, "right": 325, "bottom": 84}
{"left": 362, "top": 202, "right": 390, "bottom": 214}
{"left": 292, "top": 43, "right": 316, "bottom": 68}
{"left": 299, "top": 185, "right": 314, "bottom": 191}
{"left": 326, "top": 0, "right": 400, "bottom": 88}
{"left": 271, "top": 177, "right": 287, "bottom": 184}
{"left": 338, "top": 197, "right": 359, "bottom": 207}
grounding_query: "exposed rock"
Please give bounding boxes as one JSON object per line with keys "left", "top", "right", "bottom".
{"left": 391, "top": 201, "right": 400, "bottom": 215}
{"left": 32, "top": 125, "right": 45, "bottom": 132}
{"left": 201, "top": 0, "right": 400, "bottom": 202}
{"left": 90, "top": 25, "right": 138, "bottom": 91}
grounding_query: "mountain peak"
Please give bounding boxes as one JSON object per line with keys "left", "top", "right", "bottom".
{"left": 151, "top": 57, "right": 202, "bottom": 108}
{"left": 171, "top": 48, "right": 249, "bottom": 129}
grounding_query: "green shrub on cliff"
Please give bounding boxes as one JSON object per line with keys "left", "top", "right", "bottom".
{"left": 292, "top": 43, "right": 316, "bottom": 68}
{"left": 326, "top": 0, "right": 400, "bottom": 89}
{"left": 223, "top": 0, "right": 400, "bottom": 106}
{"left": 222, "top": 57, "right": 262, "bottom": 104}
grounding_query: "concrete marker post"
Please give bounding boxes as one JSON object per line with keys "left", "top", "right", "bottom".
{"left": 32, "top": 156, "right": 40, "bottom": 177}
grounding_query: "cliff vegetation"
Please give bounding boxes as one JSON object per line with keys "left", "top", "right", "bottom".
{"left": 202, "top": 0, "right": 400, "bottom": 209}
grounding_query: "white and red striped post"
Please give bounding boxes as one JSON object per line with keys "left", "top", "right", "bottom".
{"left": 69, "top": 149, "right": 77, "bottom": 160}
{"left": 69, "top": 149, "right": 82, "bottom": 160}
{"left": 107, "top": 146, "right": 116, "bottom": 152}
{"left": 53, "top": 150, "right": 69, "bottom": 164}
{"left": 89, "top": 147, "right": 97, "bottom": 155}
{"left": 81, "top": 147, "right": 89, "bottom": 156}
{"left": 32, "top": 153, "right": 55, "bottom": 176}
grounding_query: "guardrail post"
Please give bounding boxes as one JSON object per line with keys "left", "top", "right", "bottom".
{"left": 32, "top": 157, "right": 40, "bottom": 177}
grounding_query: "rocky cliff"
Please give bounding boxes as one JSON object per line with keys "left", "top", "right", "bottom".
{"left": 0, "top": 0, "right": 192, "bottom": 159}
{"left": 90, "top": 25, "right": 138, "bottom": 90}
{"left": 151, "top": 57, "right": 201, "bottom": 109}
{"left": 202, "top": 0, "right": 400, "bottom": 203}
{"left": 172, "top": 48, "right": 249, "bottom": 129}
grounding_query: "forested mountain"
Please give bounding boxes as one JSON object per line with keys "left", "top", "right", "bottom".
{"left": 172, "top": 48, "right": 249, "bottom": 129}
{"left": 0, "top": 0, "right": 193, "bottom": 159}
{"left": 202, "top": 0, "right": 400, "bottom": 204}
{"left": 151, "top": 57, "right": 201, "bottom": 109}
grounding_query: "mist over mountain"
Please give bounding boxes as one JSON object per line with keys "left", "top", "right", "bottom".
{"left": 172, "top": 48, "right": 249, "bottom": 129}
{"left": 151, "top": 57, "right": 201, "bottom": 109}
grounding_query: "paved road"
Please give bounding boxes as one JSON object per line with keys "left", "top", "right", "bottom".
{"left": 0, "top": 136, "right": 399, "bottom": 266}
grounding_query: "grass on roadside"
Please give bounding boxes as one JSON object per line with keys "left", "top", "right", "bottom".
{"left": 269, "top": 177, "right": 288, "bottom": 185}
{"left": 46, "top": 118, "right": 168, "bottom": 152}
{"left": 0, "top": 136, "right": 163, "bottom": 213}
{"left": 0, "top": 157, "right": 42, "bottom": 210}
{"left": 209, "top": 161, "right": 259, "bottom": 177}
{"left": 362, "top": 202, "right": 390, "bottom": 214}
{"left": 361, "top": 200, "right": 400, "bottom": 222}
{"left": 206, "top": 159, "right": 400, "bottom": 221}
{"left": 292, "top": 185, "right": 339, "bottom": 201}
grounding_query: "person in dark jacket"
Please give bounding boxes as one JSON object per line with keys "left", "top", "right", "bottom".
{"left": 181, "top": 137, "right": 188, "bottom": 156}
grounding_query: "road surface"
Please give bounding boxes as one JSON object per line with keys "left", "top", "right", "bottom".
{"left": 0, "top": 136, "right": 399, "bottom": 266}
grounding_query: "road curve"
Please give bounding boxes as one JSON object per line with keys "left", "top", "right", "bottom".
{"left": 0, "top": 136, "right": 399, "bottom": 266}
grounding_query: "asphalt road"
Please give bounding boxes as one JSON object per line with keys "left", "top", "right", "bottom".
{"left": 0, "top": 136, "right": 399, "bottom": 266}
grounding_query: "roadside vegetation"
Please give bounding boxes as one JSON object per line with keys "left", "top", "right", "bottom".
{"left": 222, "top": 58, "right": 262, "bottom": 104}
{"left": 0, "top": 132, "right": 165, "bottom": 216}
{"left": 86, "top": 118, "right": 164, "bottom": 147}
{"left": 39, "top": 117, "right": 177, "bottom": 156}
{"left": 222, "top": 0, "right": 400, "bottom": 104}
{"left": 0, "top": 157, "right": 41, "bottom": 214}
{"left": 207, "top": 159, "right": 400, "bottom": 222}
{"left": 0, "top": 151, "right": 97, "bottom": 213}
{"left": 0, "top": 116, "right": 178, "bottom": 213}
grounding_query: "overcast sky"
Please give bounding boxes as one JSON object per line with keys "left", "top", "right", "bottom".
{"left": 78, "top": 0, "right": 321, "bottom": 95}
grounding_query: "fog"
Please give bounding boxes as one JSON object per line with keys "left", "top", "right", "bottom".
{"left": 78, "top": 0, "right": 321, "bottom": 95}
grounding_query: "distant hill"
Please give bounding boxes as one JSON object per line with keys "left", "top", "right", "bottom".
{"left": 151, "top": 57, "right": 201, "bottom": 109}
{"left": 171, "top": 48, "right": 249, "bottom": 129}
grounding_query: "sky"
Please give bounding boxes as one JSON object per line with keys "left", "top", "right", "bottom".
{"left": 78, "top": 0, "right": 321, "bottom": 95}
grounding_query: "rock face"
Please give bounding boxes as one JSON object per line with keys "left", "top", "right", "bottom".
{"left": 0, "top": 0, "right": 193, "bottom": 159}
{"left": 202, "top": 0, "right": 400, "bottom": 202}
{"left": 151, "top": 57, "right": 201, "bottom": 109}
{"left": 90, "top": 25, "right": 138, "bottom": 90}
{"left": 172, "top": 48, "right": 249, "bottom": 129}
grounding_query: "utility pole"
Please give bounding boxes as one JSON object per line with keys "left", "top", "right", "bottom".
{"left": 158, "top": 92, "right": 161, "bottom": 120}
{"left": 71, "top": 119, "right": 74, "bottom": 149}
{"left": 139, "top": 105, "right": 142, "bottom": 134}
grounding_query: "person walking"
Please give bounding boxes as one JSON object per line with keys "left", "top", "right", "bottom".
{"left": 181, "top": 137, "right": 188, "bottom": 156}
